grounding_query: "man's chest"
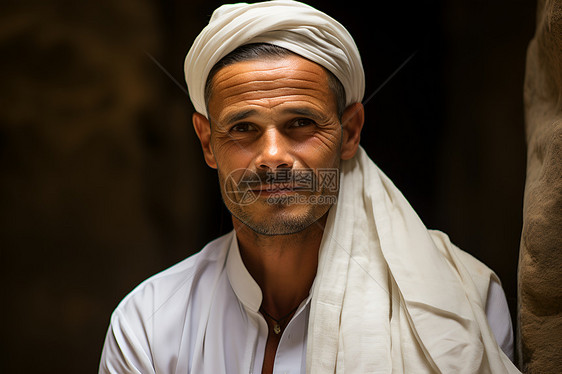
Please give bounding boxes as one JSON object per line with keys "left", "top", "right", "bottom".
{"left": 152, "top": 279, "right": 310, "bottom": 374}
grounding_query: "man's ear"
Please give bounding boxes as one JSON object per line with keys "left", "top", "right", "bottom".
{"left": 340, "top": 103, "right": 364, "bottom": 160}
{"left": 192, "top": 112, "right": 217, "bottom": 169}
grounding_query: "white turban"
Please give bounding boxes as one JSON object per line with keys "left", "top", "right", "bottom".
{"left": 184, "top": 0, "right": 365, "bottom": 118}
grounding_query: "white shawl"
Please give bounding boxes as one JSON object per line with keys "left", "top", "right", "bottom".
{"left": 307, "top": 147, "right": 519, "bottom": 373}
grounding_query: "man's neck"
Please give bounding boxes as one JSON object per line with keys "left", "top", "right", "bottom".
{"left": 233, "top": 214, "right": 327, "bottom": 317}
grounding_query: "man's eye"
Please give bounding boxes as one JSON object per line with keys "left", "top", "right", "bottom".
{"left": 231, "top": 123, "right": 254, "bottom": 132}
{"left": 291, "top": 118, "right": 315, "bottom": 128}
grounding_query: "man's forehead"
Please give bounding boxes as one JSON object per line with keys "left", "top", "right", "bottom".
{"left": 210, "top": 55, "right": 329, "bottom": 89}
{"left": 208, "top": 56, "right": 335, "bottom": 117}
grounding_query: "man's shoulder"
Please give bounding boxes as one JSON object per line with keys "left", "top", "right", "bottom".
{"left": 429, "top": 230, "right": 494, "bottom": 274}
{"left": 428, "top": 229, "right": 497, "bottom": 304}
{"left": 99, "top": 232, "right": 235, "bottom": 372}
{"left": 113, "top": 231, "right": 234, "bottom": 320}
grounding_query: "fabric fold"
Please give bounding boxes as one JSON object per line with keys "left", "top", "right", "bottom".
{"left": 307, "top": 147, "right": 519, "bottom": 373}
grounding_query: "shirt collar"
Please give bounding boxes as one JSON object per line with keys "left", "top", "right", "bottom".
{"left": 226, "top": 230, "right": 263, "bottom": 312}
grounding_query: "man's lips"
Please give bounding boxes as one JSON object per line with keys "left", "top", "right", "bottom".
{"left": 247, "top": 185, "right": 307, "bottom": 193}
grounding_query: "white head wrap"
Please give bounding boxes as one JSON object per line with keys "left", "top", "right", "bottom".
{"left": 184, "top": 0, "right": 365, "bottom": 118}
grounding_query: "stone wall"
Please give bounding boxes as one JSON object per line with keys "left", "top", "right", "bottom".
{"left": 519, "top": 0, "right": 562, "bottom": 372}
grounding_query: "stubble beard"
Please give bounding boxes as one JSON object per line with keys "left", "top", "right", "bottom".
{"left": 224, "top": 192, "right": 333, "bottom": 236}
{"left": 217, "top": 169, "right": 335, "bottom": 236}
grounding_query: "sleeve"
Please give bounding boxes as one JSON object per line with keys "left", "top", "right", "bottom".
{"left": 98, "top": 309, "right": 156, "bottom": 374}
{"left": 485, "top": 279, "right": 515, "bottom": 362}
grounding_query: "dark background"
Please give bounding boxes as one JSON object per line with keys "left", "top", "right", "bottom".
{"left": 1, "top": 0, "right": 535, "bottom": 372}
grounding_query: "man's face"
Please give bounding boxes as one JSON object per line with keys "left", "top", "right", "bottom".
{"left": 204, "top": 55, "right": 344, "bottom": 235}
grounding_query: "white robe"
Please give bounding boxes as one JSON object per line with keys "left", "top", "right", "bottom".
{"left": 99, "top": 233, "right": 513, "bottom": 374}
{"left": 99, "top": 148, "right": 517, "bottom": 373}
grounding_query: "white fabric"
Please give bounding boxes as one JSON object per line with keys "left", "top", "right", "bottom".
{"left": 99, "top": 229, "right": 514, "bottom": 373}
{"left": 486, "top": 278, "right": 515, "bottom": 362}
{"left": 184, "top": 0, "right": 365, "bottom": 118}
{"left": 306, "top": 147, "right": 519, "bottom": 373}
{"left": 99, "top": 234, "right": 310, "bottom": 373}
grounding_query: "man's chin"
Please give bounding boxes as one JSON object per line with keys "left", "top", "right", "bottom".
{"left": 245, "top": 222, "right": 310, "bottom": 236}
{"left": 228, "top": 205, "right": 330, "bottom": 236}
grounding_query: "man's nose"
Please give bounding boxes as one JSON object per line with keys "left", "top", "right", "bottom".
{"left": 255, "top": 128, "right": 294, "bottom": 171}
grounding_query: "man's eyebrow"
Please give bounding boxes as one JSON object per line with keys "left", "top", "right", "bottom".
{"left": 223, "top": 109, "right": 257, "bottom": 125}
{"left": 282, "top": 107, "right": 327, "bottom": 121}
{"left": 221, "top": 107, "right": 327, "bottom": 125}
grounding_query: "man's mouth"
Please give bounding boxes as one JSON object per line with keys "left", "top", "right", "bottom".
{"left": 250, "top": 184, "right": 303, "bottom": 193}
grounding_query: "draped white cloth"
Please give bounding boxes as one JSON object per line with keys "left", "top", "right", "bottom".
{"left": 308, "top": 147, "right": 519, "bottom": 373}
{"left": 184, "top": 0, "right": 365, "bottom": 118}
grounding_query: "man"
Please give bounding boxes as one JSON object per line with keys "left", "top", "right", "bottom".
{"left": 99, "top": 1, "right": 519, "bottom": 373}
